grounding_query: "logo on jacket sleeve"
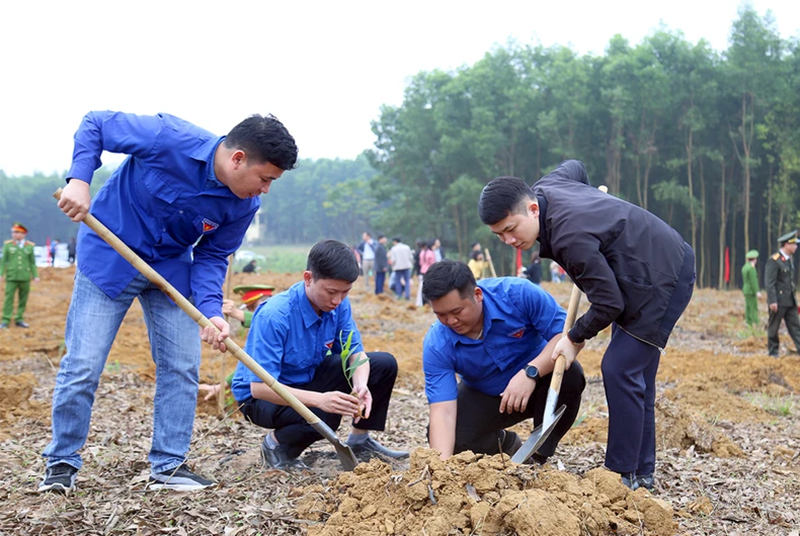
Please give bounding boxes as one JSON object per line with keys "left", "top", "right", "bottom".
{"left": 202, "top": 218, "right": 219, "bottom": 233}
{"left": 325, "top": 339, "right": 334, "bottom": 350}
{"left": 509, "top": 328, "right": 525, "bottom": 339}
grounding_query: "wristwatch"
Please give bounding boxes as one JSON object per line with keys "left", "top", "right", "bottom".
{"left": 524, "top": 365, "right": 540, "bottom": 381}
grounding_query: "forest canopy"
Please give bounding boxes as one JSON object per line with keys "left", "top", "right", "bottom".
{"left": 2, "top": 6, "right": 797, "bottom": 288}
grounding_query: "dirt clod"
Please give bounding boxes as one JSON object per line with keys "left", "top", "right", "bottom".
{"left": 296, "top": 449, "right": 676, "bottom": 536}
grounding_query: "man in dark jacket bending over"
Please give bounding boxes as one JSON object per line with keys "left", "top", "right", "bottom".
{"left": 478, "top": 160, "right": 695, "bottom": 491}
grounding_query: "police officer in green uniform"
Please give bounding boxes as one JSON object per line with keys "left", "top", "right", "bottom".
{"left": 1, "top": 222, "right": 40, "bottom": 329}
{"left": 765, "top": 230, "right": 800, "bottom": 357}
{"left": 741, "top": 250, "right": 761, "bottom": 326}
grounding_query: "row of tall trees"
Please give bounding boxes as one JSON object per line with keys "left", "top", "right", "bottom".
{"left": 368, "top": 5, "right": 800, "bottom": 288}
{"left": 2, "top": 7, "right": 797, "bottom": 288}
{"left": 0, "top": 169, "right": 112, "bottom": 245}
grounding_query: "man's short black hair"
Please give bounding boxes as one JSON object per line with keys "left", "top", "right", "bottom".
{"left": 307, "top": 240, "right": 360, "bottom": 282}
{"left": 421, "top": 260, "right": 477, "bottom": 302}
{"left": 478, "top": 176, "right": 534, "bottom": 225}
{"left": 225, "top": 114, "right": 298, "bottom": 171}
{"left": 393, "top": 236, "right": 402, "bottom": 243}
{"left": 378, "top": 233, "right": 386, "bottom": 240}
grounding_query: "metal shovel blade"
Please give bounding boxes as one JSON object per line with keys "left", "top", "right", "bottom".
{"left": 311, "top": 421, "right": 359, "bottom": 471}
{"left": 510, "top": 405, "right": 567, "bottom": 464}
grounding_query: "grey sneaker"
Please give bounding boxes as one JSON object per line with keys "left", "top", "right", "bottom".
{"left": 621, "top": 472, "right": 637, "bottom": 489}
{"left": 347, "top": 436, "right": 409, "bottom": 459}
{"left": 636, "top": 473, "right": 655, "bottom": 491}
{"left": 38, "top": 463, "right": 78, "bottom": 494}
{"left": 148, "top": 464, "right": 214, "bottom": 491}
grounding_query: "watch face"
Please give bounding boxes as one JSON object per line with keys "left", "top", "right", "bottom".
{"left": 525, "top": 365, "right": 539, "bottom": 380}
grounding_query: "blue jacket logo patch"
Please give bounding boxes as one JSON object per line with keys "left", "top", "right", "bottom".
{"left": 202, "top": 219, "right": 219, "bottom": 233}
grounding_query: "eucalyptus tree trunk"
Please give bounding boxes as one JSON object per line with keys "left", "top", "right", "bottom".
{"left": 685, "top": 128, "right": 697, "bottom": 255}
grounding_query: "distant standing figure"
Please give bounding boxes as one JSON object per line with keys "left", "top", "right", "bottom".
{"left": 374, "top": 234, "right": 389, "bottom": 295}
{"left": 765, "top": 230, "right": 800, "bottom": 357}
{"left": 416, "top": 241, "right": 436, "bottom": 306}
{"left": 242, "top": 260, "right": 258, "bottom": 273}
{"left": 525, "top": 251, "right": 542, "bottom": 285}
{"left": 389, "top": 237, "right": 414, "bottom": 300}
{"left": 50, "top": 239, "right": 60, "bottom": 266}
{"left": 468, "top": 251, "right": 487, "bottom": 280}
{"left": 68, "top": 237, "right": 77, "bottom": 264}
{"left": 549, "top": 261, "right": 562, "bottom": 283}
{"left": 1, "top": 222, "right": 40, "bottom": 329}
{"left": 357, "top": 232, "right": 375, "bottom": 290}
{"left": 432, "top": 238, "right": 444, "bottom": 262}
{"left": 741, "top": 250, "right": 760, "bottom": 326}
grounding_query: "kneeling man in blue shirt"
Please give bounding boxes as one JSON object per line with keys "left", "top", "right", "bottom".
{"left": 231, "top": 240, "right": 408, "bottom": 468}
{"left": 422, "top": 260, "right": 585, "bottom": 461}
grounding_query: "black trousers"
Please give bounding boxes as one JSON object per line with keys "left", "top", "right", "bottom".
{"left": 767, "top": 304, "right": 800, "bottom": 356}
{"left": 239, "top": 352, "right": 398, "bottom": 459}
{"left": 604, "top": 242, "right": 695, "bottom": 475}
{"left": 446, "top": 361, "right": 585, "bottom": 458}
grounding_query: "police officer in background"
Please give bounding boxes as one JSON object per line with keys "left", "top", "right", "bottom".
{"left": 741, "top": 250, "right": 761, "bottom": 326}
{"left": 1, "top": 222, "right": 40, "bottom": 329}
{"left": 765, "top": 230, "right": 800, "bottom": 357}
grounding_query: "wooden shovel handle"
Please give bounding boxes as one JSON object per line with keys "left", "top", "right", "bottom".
{"left": 550, "top": 284, "right": 582, "bottom": 393}
{"left": 53, "top": 189, "right": 321, "bottom": 425}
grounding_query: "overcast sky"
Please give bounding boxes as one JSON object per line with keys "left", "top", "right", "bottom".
{"left": 1, "top": 0, "right": 798, "bottom": 177}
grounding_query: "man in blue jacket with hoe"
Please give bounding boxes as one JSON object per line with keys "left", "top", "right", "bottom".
{"left": 41, "top": 111, "right": 298, "bottom": 493}
{"left": 479, "top": 160, "right": 695, "bottom": 491}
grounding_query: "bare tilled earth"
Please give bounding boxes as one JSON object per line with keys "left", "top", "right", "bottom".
{"left": 1, "top": 267, "right": 798, "bottom": 535}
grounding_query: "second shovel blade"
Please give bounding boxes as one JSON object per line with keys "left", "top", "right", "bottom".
{"left": 510, "top": 404, "right": 567, "bottom": 464}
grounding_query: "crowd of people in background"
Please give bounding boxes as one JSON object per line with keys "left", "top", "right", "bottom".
{"left": 350, "top": 231, "right": 575, "bottom": 302}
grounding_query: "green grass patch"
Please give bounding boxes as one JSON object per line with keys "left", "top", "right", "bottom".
{"left": 235, "top": 244, "right": 312, "bottom": 273}
{"left": 746, "top": 392, "right": 796, "bottom": 417}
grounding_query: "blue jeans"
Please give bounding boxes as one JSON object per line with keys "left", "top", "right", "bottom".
{"left": 43, "top": 270, "right": 201, "bottom": 473}
{"left": 393, "top": 269, "right": 411, "bottom": 299}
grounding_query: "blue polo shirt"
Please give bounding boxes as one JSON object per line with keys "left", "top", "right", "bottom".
{"left": 423, "top": 278, "right": 566, "bottom": 403}
{"left": 231, "top": 281, "right": 364, "bottom": 402}
{"left": 68, "top": 111, "right": 259, "bottom": 319}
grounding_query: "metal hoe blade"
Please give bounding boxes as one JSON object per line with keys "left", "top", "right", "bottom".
{"left": 311, "top": 421, "right": 359, "bottom": 471}
{"left": 510, "top": 405, "right": 567, "bottom": 464}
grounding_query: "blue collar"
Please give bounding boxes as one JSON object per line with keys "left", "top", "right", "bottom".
{"left": 450, "top": 291, "right": 506, "bottom": 346}
{"left": 296, "top": 284, "right": 325, "bottom": 328}
{"left": 191, "top": 136, "right": 226, "bottom": 188}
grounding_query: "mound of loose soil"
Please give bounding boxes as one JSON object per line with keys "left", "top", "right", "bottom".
{"left": 295, "top": 449, "right": 676, "bottom": 536}
{"left": 0, "top": 372, "right": 47, "bottom": 438}
{"left": 656, "top": 398, "right": 743, "bottom": 457}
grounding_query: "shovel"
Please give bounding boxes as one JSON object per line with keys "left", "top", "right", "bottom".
{"left": 54, "top": 189, "right": 359, "bottom": 471}
{"left": 512, "top": 284, "right": 582, "bottom": 464}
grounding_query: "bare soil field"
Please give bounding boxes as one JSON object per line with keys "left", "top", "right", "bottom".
{"left": 1, "top": 267, "right": 798, "bottom": 535}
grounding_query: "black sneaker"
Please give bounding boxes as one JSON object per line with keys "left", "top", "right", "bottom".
{"left": 15, "top": 321, "right": 29, "bottom": 328}
{"left": 347, "top": 436, "right": 409, "bottom": 459}
{"left": 500, "top": 430, "right": 522, "bottom": 457}
{"left": 148, "top": 464, "right": 214, "bottom": 491}
{"left": 38, "top": 463, "right": 78, "bottom": 494}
